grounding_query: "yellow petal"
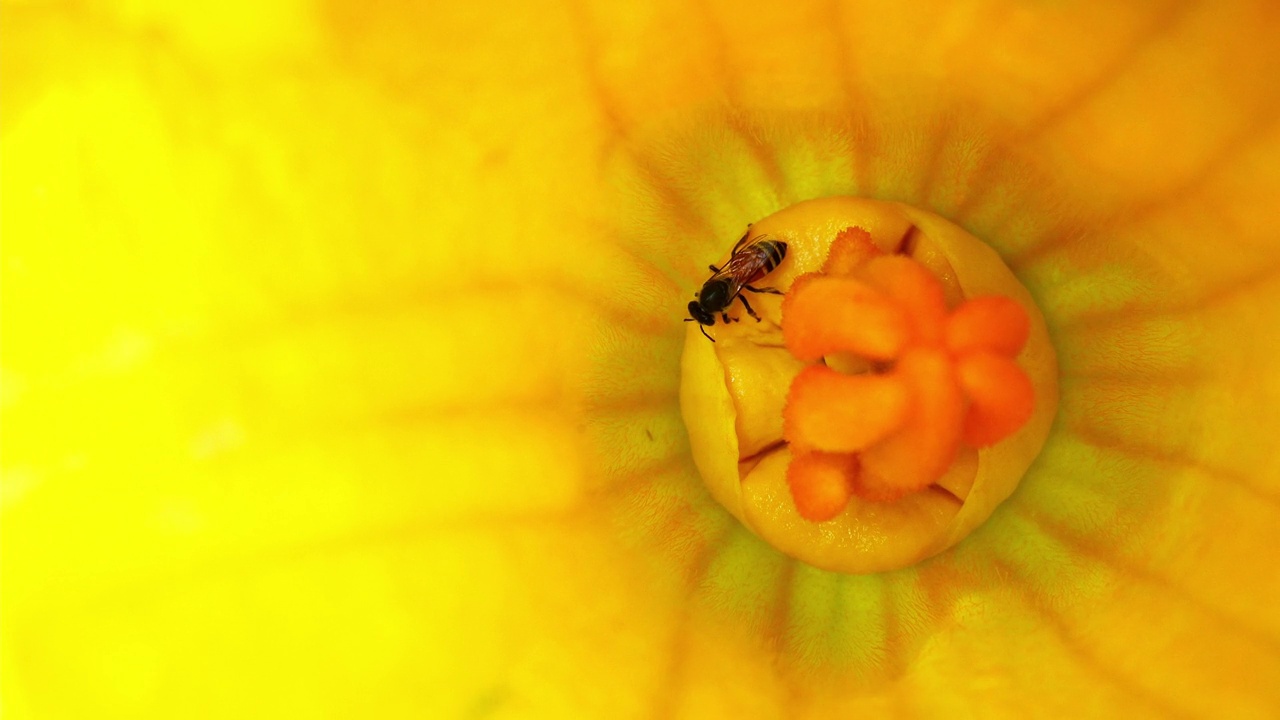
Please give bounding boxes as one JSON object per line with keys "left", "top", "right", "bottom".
{"left": 4, "top": 1, "right": 1280, "bottom": 718}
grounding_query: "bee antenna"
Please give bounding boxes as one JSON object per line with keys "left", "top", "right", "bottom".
{"left": 682, "top": 317, "right": 715, "bottom": 341}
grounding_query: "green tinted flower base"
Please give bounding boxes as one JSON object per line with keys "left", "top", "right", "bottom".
{"left": 584, "top": 108, "right": 1184, "bottom": 683}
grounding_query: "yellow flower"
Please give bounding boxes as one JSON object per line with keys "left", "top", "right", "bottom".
{"left": 3, "top": 0, "right": 1278, "bottom": 717}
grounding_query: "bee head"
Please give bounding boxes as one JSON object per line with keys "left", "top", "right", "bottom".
{"left": 687, "top": 300, "right": 715, "bottom": 326}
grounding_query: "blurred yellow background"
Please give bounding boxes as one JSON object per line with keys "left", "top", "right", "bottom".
{"left": 4, "top": 0, "right": 1279, "bottom": 717}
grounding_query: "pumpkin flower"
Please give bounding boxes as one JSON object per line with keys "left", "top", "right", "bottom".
{"left": 784, "top": 227, "right": 1037, "bottom": 516}
{"left": 4, "top": 1, "right": 1280, "bottom": 718}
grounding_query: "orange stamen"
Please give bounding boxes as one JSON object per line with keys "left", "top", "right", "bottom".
{"left": 784, "top": 365, "right": 911, "bottom": 454}
{"left": 946, "top": 296, "right": 1030, "bottom": 357}
{"left": 956, "top": 351, "right": 1035, "bottom": 447}
{"left": 786, "top": 451, "right": 860, "bottom": 521}
{"left": 822, "top": 226, "right": 882, "bottom": 276}
{"left": 778, "top": 226, "right": 1038, "bottom": 512}
{"left": 781, "top": 274, "right": 910, "bottom": 362}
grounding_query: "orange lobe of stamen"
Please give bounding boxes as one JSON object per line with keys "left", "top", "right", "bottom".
{"left": 956, "top": 351, "right": 1036, "bottom": 447}
{"left": 855, "top": 348, "right": 964, "bottom": 501}
{"left": 822, "top": 226, "right": 883, "bottom": 276}
{"left": 856, "top": 256, "right": 948, "bottom": 346}
{"left": 946, "top": 295, "right": 1030, "bottom": 357}
{"left": 786, "top": 451, "right": 860, "bottom": 522}
{"left": 784, "top": 365, "right": 911, "bottom": 454}
{"left": 781, "top": 274, "right": 910, "bottom": 362}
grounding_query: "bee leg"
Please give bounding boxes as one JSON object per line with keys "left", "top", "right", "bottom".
{"left": 708, "top": 264, "right": 721, "bottom": 273}
{"left": 732, "top": 229, "right": 750, "bottom": 254}
{"left": 743, "top": 284, "right": 783, "bottom": 295}
{"left": 737, "top": 294, "right": 761, "bottom": 322}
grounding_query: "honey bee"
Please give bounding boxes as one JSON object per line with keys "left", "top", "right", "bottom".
{"left": 685, "top": 228, "right": 788, "bottom": 342}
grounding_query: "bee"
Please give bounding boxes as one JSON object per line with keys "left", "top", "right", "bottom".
{"left": 685, "top": 228, "right": 788, "bottom": 342}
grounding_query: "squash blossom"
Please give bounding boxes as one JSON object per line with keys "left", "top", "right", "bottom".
{"left": 3, "top": 1, "right": 1279, "bottom": 718}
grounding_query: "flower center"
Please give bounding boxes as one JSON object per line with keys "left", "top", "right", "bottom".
{"left": 679, "top": 197, "right": 1059, "bottom": 574}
